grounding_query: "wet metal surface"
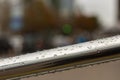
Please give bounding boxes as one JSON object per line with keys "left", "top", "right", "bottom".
{"left": 0, "top": 35, "right": 120, "bottom": 79}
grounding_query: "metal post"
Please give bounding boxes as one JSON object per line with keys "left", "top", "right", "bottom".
{"left": 0, "top": 35, "right": 120, "bottom": 79}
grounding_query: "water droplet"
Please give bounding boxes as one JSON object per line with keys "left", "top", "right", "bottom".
{"left": 64, "top": 53, "right": 67, "bottom": 55}
{"left": 90, "top": 41, "right": 94, "bottom": 43}
{"left": 21, "top": 62, "right": 25, "bottom": 65}
{"left": 64, "top": 48, "right": 68, "bottom": 50}
{"left": 78, "top": 46, "right": 82, "bottom": 48}
{"left": 98, "top": 41, "right": 104, "bottom": 43}
{"left": 8, "top": 57, "right": 12, "bottom": 60}
{"left": 57, "top": 49, "right": 62, "bottom": 51}
{"left": 42, "top": 55, "right": 45, "bottom": 57}
{"left": 59, "top": 52, "right": 62, "bottom": 53}
{"left": 87, "top": 46, "right": 92, "bottom": 49}
{"left": 13, "top": 60, "right": 16, "bottom": 62}
{"left": 71, "top": 45, "right": 75, "bottom": 48}
{"left": 116, "top": 36, "right": 119, "bottom": 39}
{"left": 36, "top": 57, "right": 39, "bottom": 59}
{"left": 16, "top": 57, "right": 20, "bottom": 59}
{"left": 54, "top": 54, "right": 57, "bottom": 57}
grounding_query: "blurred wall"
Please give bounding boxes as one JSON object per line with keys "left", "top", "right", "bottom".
{"left": 74, "top": 0, "right": 118, "bottom": 29}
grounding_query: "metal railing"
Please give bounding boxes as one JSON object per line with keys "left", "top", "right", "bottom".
{"left": 0, "top": 35, "right": 120, "bottom": 79}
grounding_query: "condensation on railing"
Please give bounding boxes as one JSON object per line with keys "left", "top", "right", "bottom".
{"left": 0, "top": 35, "right": 120, "bottom": 70}
{"left": 0, "top": 35, "right": 120, "bottom": 79}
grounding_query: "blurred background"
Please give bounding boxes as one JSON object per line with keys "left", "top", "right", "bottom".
{"left": 0, "top": 0, "right": 119, "bottom": 58}
{"left": 0, "top": 0, "right": 120, "bottom": 80}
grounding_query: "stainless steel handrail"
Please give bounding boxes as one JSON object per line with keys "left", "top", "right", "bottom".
{"left": 0, "top": 35, "right": 120, "bottom": 80}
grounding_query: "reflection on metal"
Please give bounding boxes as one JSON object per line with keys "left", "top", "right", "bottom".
{"left": 0, "top": 35, "right": 120, "bottom": 79}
